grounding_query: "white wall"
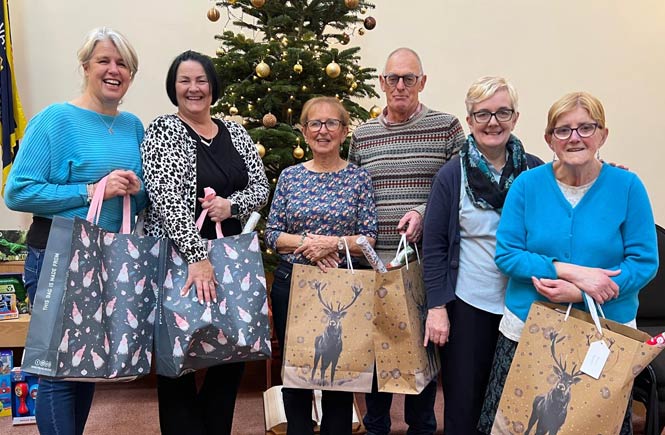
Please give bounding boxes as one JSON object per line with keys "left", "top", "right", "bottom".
{"left": 3, "top": 0, "right": 664, "bottom": 229}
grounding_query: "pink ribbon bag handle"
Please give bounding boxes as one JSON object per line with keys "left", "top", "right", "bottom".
{"left": 85, "top": 175, "right": 132, "bottom": 234}
{"left": 195, "top": 187, "right": 224, "bottom": 239}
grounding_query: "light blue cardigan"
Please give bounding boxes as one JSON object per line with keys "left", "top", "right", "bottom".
{"left": 496, "top": 162, "right": 658, "bottom": 324}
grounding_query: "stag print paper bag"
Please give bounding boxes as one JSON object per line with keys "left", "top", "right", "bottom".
{"left": 155, "top": 232, "right": 271, "bottom": 377}
{"left": 22, "top": 216, "right": 160, "bottom": 380}
{"left": 373, "top": 261, "right": 440, "bottom": 394}
{"left": 282, "top": 264, "right": 376, "bottom": 392}
{"left": 491, "top": 302, "right": 662, "bottom": 435}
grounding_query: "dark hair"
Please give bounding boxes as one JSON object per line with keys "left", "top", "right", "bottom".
{"left": 165, "top": 50, "right": 220, "bottom": 106}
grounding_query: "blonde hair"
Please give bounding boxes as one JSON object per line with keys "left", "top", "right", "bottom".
{"left": 300, "top": 97, "right": 350, "bottom": 126}
{"left": 77, "top": 27, "right": 138, "bottom": 89}
{"left": 545, "top": 91, "right": 606, "bottom": 134}
{"left": 465, "top": 76, "right": 518, "bottom": 114}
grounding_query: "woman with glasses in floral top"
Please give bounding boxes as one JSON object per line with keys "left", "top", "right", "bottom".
{"left": 265, "top": 96, "right": 377, "bottom": 435}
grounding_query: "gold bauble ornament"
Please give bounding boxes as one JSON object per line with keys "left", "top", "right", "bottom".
{"left": 216, "top": 47, "right": 226, "bottom": 57}
{"left": 250, "top": 0, "right": 266, "bottom": 8}
{"left": 256, "top": 142, "right": 266, "bottom": 158}
{"left": 350, "top": 82, "right": 358, "bottom": 90}
{"left": 358, "top": 28, "right": 365, "bottom": 36}
{"left": 369, "top": 105, "right": 382, "bottom": 118}
{"left": 255, "top": 61, "right": 271, "bottom": 78}
{"left": 344, "top": 0, "right": 359, "bottom": 9}
{"left": 207, "top": 7, "right": 221, "bottom": 22}
{"left": 293, "top": 145, "right": 305, "bottom": 159}
{"left": 262, "top": 113, "right": 277, "bottom": 128}
{"left": 293, "top": 62, "right": 303, "bottom": 74}
{"left": 345, "top": 73, "right": 355, "bottom": 84}
{"left": 340, "top": 33, "right": 350, "bottom": 45}
{"left": 325, "top": 61, "right": 341, "bottom": 78}
{"left": 229, "top": 106, "right": 239, "bottom": 116}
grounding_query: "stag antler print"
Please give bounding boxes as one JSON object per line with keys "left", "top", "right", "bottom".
{"left": 525, "top": 331, "right": 583, "bottom": 435}
{"left": 310, "top": 282, "right": 363, "bottom": 386}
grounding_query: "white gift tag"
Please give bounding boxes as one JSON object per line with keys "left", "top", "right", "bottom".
{"left": 580, "top": 340, "right": 610, "bottom": 379}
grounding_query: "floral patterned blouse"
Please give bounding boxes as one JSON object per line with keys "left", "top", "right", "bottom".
{"left": 265, "top": 162, "right": 378, "bottom": 265}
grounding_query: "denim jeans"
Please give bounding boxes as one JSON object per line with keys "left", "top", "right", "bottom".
{"left": 23, "top": 245, "right": 45, "bottom": 306}
{"left": 24, "top": 244, "right": 96, "bottom": 435}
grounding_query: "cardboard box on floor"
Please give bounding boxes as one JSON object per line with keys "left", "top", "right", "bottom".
{"left": 263, "top": 385, "right": 365, "bottom": 434}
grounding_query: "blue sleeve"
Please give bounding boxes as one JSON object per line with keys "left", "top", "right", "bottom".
{"left": 610, "top": 176, "right": 658, "bottom": 299}
{"left": 4, "top": 112, "right": 87, "bottom": 214}
{"left": 264, "top": 170, "right": 290, "bottom": 250}
{"left": 355, "top": 168, "right": 377, "bottom": 239}
{"left": 423, "top": 168, "right": 457, "bottom": 308}
{"left": 495, "top": 175, "right": 558, "bottom": 282}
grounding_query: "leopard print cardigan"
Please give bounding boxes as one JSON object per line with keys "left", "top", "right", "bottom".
{"left": 140, "top": 114, "right": 269, "bottom": 264}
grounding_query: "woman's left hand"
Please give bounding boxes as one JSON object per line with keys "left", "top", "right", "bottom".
{"left": 199, "top": 195, "right": 232, "bottom": 222}
{"left": 294, "top": 234, "right": 337, "bottom": 262}
{"left": 531, "top": 276, "right": 583, "bottom": 303}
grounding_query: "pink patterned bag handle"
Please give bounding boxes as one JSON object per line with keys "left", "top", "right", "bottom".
{"left": 195, "top": 187, "right": 224, "bottom": 239}
{"left": 85, "top": 175, "right": 132, "bottom": 234}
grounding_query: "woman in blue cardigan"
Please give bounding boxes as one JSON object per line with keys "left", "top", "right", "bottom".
{"left": 478, "top": 91, "right": 658, "bottom": 434}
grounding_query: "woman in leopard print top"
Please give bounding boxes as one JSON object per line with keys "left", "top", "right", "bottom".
{"left": 140, "top": 50, "right": 269, "bottom": 435}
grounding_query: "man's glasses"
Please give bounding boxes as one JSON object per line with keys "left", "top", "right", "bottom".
{"left": 304, "top": 119, "right": 345, "bottom": 132}
{"left": 382, "top": 74, "right": 422, "bottom": 88}
{"left": 471, "top": 109, "right": 515, "bottom": 124}
{"left": 551, "top": 123, "right": 599, "bottom": 140}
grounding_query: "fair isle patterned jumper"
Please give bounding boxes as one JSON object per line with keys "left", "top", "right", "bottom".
{"left": 349, "top": 105, "right": 465, "bottom": 261}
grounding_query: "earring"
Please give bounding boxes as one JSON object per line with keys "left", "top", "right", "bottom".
{"left": 552, "top": 152, "right": 557, "bottom": 162}
{"left": 596, "top": 150, "right": 601, "bottom": 160}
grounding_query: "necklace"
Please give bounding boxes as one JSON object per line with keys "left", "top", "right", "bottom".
{"left": 191, "top": 123, "right": 216, "bottom": 147}
{"left": 96, "top": 112, "right": 117, "bottom": 134}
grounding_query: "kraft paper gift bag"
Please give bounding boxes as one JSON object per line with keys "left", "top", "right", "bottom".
{"left": 23, "top": 177, "right": 159, "bottom": 381}
{"left": 282, "top": 263, "right": 376, "bottom": 393}
{"left": 373, "top": 256, "right": 440, "bottom": 394}
{"left": 154, "top": 197, "right": 271, "bottom": 377}
{"left": 491, "top": 299, "right": 664, "bottom": 435}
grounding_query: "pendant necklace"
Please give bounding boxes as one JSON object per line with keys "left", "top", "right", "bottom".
{"left": 96, "top": 112, "right": 117, "bottom": 134}
{"left": 193, "top": 124, "right": 215, "bottom": 147}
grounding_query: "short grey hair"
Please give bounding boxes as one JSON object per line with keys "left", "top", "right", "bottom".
{"left": 383, "top": 47, "right": 424, "bottom": 75}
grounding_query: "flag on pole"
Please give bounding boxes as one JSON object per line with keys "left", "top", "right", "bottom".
{"left": 1, "top": 0, "right": 27, "bottom": 195}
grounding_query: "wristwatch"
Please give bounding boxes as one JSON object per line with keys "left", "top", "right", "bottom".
{"left": 337, "top": 237, "right": 345, "bottom": 252}
{"left": 230, "top": 202, "right": 240, "bottom": 216}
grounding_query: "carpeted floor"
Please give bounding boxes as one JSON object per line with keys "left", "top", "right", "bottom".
{"left": 0, "top": 361, "right": 445, "bottom": 434}
{"left": 0, "top": 361, "right": 656, "bottom": 434}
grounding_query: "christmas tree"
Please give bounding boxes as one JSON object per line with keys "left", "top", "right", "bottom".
{"left": 207, "top": 0, "right": 380, "bottom": 269}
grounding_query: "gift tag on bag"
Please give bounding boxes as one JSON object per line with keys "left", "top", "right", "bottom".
{"left": 580, "top": 340, "right": 610, "bottom": 379}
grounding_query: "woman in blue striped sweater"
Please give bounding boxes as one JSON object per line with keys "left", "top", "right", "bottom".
{"left": 4, "top": 27, "right": 146, "bottom": 435}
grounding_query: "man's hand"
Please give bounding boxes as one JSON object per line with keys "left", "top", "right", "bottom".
{"left": 397, "top": 210, "right": 423, "bottom": 243}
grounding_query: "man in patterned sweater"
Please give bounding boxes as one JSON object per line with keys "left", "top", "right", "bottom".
{"left": 349, "top": 47, "right": 465, "bottom": 435}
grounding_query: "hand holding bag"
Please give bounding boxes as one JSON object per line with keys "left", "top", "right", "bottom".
{"left": 22, "top": 176, "right": 160, "bottom": 380}
{"left": 155, "top": 187, "right": 271, "bottom": 377}
{"left": 282, "top": 241, "right": 376, "bottom": 392}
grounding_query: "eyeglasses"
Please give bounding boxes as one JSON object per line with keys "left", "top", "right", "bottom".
{"left": 304, "top": 119, "right": 345, "bottom": 132}
{"left": 471, "top": 109, "right": 515, "bottom": 123}
{"left": 551, "top": 123, "right": 599, "bottom": 140}
{"left": 382, "top": 74, "right": 422, "bottom": 87}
